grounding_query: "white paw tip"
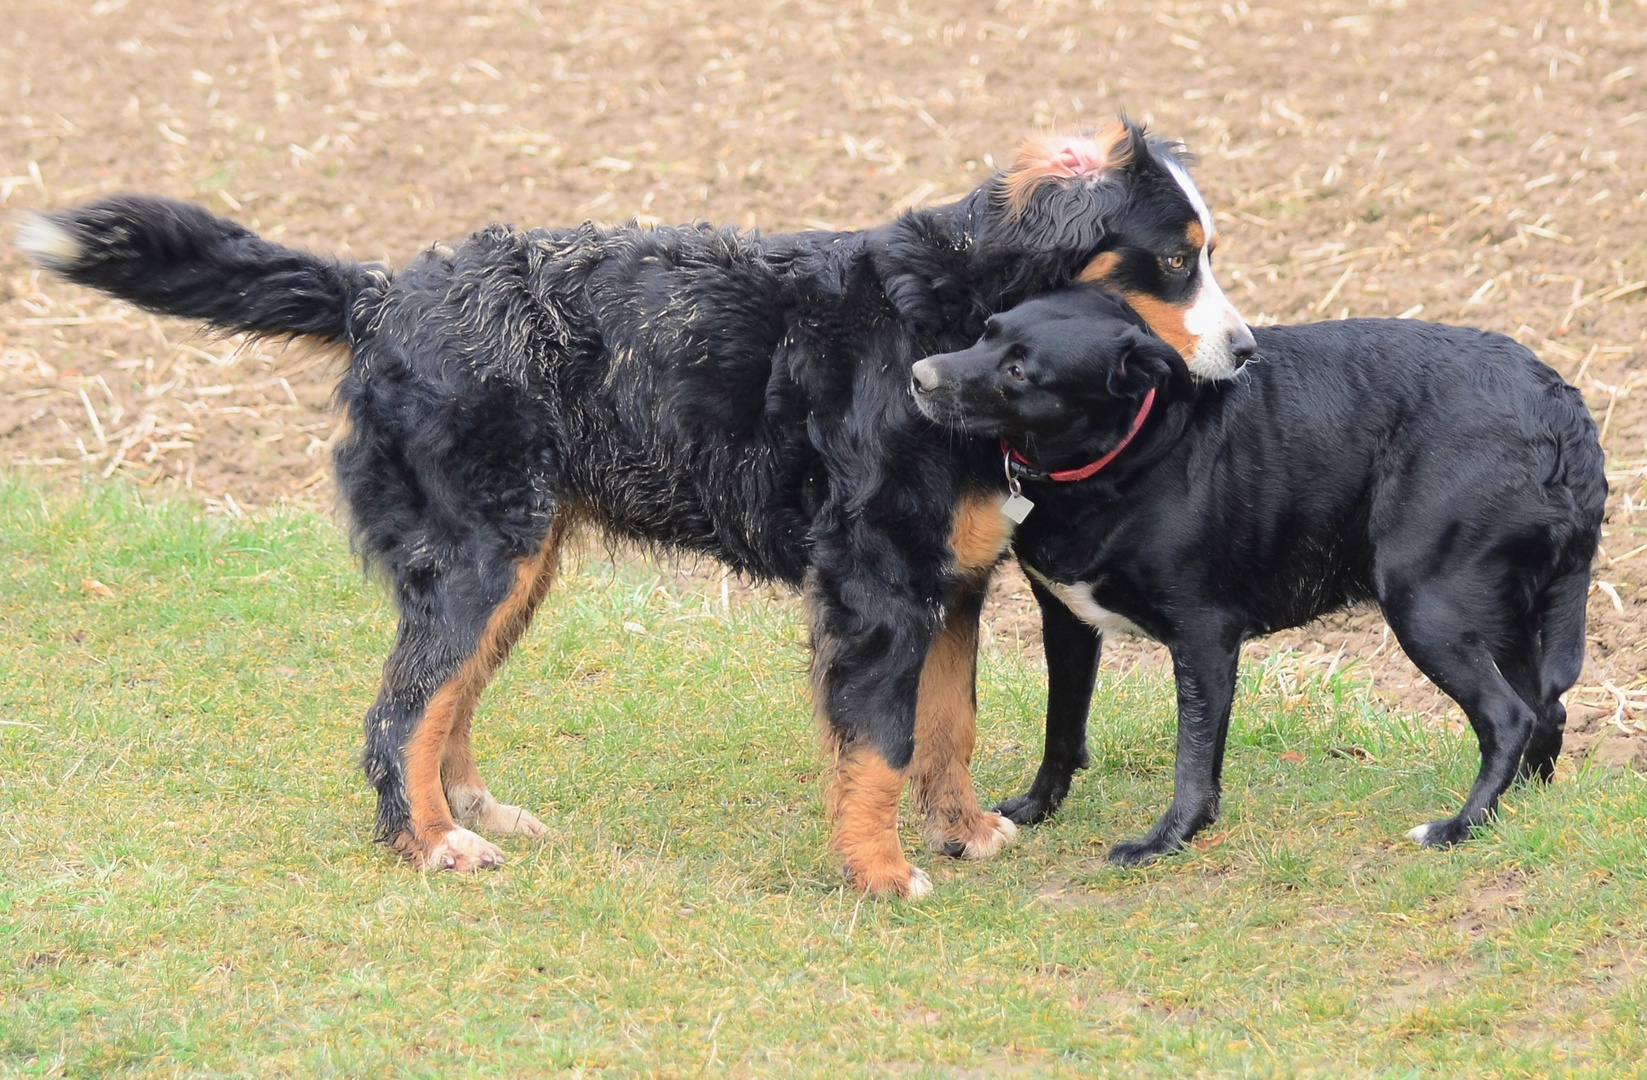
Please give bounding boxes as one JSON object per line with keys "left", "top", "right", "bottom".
{"left": 962, "top": 814, "right": 1022, "bottom": 860}
{"left": 904, "top": 867, "right": 933, "bottom": 900}
{"left": 425, "top": 827, "right": 505, "bottom": 871}
{"left": 16, "top": 214, "right": 83, "bottom": 267}
{"left": 1408, "top": 823, "right": 1434, "bottom": 845}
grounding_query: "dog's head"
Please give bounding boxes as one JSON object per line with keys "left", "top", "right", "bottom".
{"left": 910, "top": 287, "right": 1189, "bottom": 451}
{"left": 983, "top": 118, "right": 1255, "bottom": 381}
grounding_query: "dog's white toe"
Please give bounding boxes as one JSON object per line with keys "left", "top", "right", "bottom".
{"left": 962, "top": 814, "right": 1020, "bottom": 860}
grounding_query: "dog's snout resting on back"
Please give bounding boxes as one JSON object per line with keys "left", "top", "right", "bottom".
{"left": 19, "top": 117, "right": 1239, "bottom": 897}
{"left": 915, "top": 287, "right": 1606, "bottom": 864}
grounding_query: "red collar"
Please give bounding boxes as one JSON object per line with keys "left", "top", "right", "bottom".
{"left": 1002, "top": 387, "right": 1156, "bottom": 482}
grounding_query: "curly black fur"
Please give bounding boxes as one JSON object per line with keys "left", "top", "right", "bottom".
{"left": 21, "top": 123, "right": 1218, "bottom": 874}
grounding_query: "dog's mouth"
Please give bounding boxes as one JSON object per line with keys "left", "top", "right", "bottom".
{"left": 909, "top": 367, "right": 964, "bottom": 424}
{"left": 1103, "top": 286, "right": 1254, "bottom": 382}
{"left": 909, "top": 358, "right": 1009, "bottom": 433}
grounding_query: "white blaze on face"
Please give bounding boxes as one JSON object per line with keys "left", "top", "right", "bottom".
{"left": 1163, "top": 158, "right": 1255, "bottom": 380}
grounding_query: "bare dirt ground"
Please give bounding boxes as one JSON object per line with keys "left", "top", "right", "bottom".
{"left": 3, "top": 0, "right": 1645, "bottom": 766}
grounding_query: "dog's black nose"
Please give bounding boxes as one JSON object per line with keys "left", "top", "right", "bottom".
{"left": 1230, "top": 325, "right": 1258, "bottom": 370}
{"left": 910, "top": 359, "right": 939, "bottom": 394}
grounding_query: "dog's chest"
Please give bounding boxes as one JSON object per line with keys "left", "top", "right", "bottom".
{"left": 1022, "top": 564, "right": 1152, "bottom": 640}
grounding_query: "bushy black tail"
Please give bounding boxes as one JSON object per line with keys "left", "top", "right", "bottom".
{"left": 16, "top": 194, "right": 383, "bottom": 343}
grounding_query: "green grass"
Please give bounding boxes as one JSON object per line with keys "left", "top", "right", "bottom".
{"left": 1, "top": 478, "right": 1644, "bottom": 1078}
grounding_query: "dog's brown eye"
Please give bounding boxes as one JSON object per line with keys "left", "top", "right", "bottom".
{"left": 1167, "top": 255, "right": 1188, "bottom": 271}
{"left": 1007, "top": 362, "right": 1027, "bottom": 381}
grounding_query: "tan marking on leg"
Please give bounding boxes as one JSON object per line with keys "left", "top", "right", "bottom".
{"left": 438, "top": 517, "right": 572, "bottom": 840}
{"left": 400, "top": 519, "right": 572, "bottom": 870}
{"left": 806, "top": 579, "right": 928, "bottom": 899}
{"left": 909, "top": 604, "right": 1019, "bottom": 860}
{"left": 826, "top": 738, "right": 929, "bottom": 898}
{"left": 948, "top": 492, "right": 1014, "bottom": 575}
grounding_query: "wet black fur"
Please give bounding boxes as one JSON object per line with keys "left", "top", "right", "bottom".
{"left": 913, "top": 287, "right": 1606, "bottom": 863}
{"left": 24, "top": 123, "right": 1218, "bottom": 851}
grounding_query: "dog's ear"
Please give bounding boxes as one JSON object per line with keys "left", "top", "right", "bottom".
{"left": 1111, "top": 327, "right": 1193, "bottom": 398}
{"left": 999, "top": 120, "right": 1136, "bottom": 219}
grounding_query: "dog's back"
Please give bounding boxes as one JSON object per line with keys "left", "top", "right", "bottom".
{"left": 332, "top": 220, "right": 857, "bottom": 585}
{"left": 1154, "top": 319, "right": 1604, "bottom": 624}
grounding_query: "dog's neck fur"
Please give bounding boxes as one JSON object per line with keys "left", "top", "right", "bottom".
{"left": 865, "top": 182, "right": 1125, "bottom": 344}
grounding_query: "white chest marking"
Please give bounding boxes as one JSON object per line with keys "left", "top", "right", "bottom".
{"left": 1023, "top": 564, "right": 1149, "bottom": 640}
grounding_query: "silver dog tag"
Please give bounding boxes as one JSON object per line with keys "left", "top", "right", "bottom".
{"left": 1001, "top": 492, "right": 1035, "bottom": 524}
{"left": 1001, "top": 452, "right": 1034, "bottom": 524}
{"left": 1002, "top": 489, "right": 1035, "bottom": 524}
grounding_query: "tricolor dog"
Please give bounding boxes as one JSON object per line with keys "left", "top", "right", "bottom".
{"left": 20, "top": 119, "right": 1249, "bottom": 897}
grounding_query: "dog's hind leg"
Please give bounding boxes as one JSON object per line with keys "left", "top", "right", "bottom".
{"left": 362, "top": 526, "right": 561, "bottom": 872}
{"left": 1495, "top": 627, "right": 1559, "bottom": 788}
{"left": 908, "top": 583, "right": 1019, "bottom": 860}
{"left": 1381, "top": 586, "right": 1537, "bottom": 849}
{"left": 442, "top": 516, "right": 573, "bottom": 839}
{"left": 996, "top": 573, "right": 1100, "bottom": 826}
{"left": 1516, "top": 566, "right": 1590, "bottom": 783}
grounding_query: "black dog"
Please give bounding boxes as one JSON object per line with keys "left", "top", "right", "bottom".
{"left": 912, "top": 287, "right": 1605, "bottom": 864}
{"left": 21, "top": 121, "right": 1256, "bottom": 897}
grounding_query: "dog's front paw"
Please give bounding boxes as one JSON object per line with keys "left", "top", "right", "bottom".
{"left": 397, "top": 826, "right": 506, "bottom": 872}
{"left": 1106, "top": 835, "right": 1183, "bottom": 867}
{"left": 848, "top": 861, "right": 934, "bottom": 900}
{"left": 995, "top": 788, "right": 1062, "bottom": 827}
{"left": 935, "top": 812, "right": 1019, "bottom": 860}
{"left": 1407, "top": 817, "right": 1474, "bottom": 849}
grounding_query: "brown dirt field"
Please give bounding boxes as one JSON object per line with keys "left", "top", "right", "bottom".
{"left": 3, "top": 0, "right": 1646, "bottom": 766}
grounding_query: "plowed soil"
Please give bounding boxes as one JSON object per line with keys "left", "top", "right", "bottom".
{"left": 3, "top": 0, "right": 1645, "bottom": 765}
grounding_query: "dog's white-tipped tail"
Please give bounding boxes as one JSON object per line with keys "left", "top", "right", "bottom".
{"left": 10, "top": 195, "right": 379, "bottom": 343}
{"left": 15, "top": 213, "right": 84, "bottom": 271}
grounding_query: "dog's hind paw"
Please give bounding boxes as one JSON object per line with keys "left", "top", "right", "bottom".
{"left": 448, "top": 785, "right": 549, "bottom": 838}
{"left": 936, "top": 812, "right": 1019, "bottom": 860}
{"left": 480, "top": 802, "right": 548, "bottom": 837}
{"left": 1408, "top": 818, "right": 1472, "bottom": 849}
{"left": 401, "top": 827, "right": 506, "bottom": 872}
